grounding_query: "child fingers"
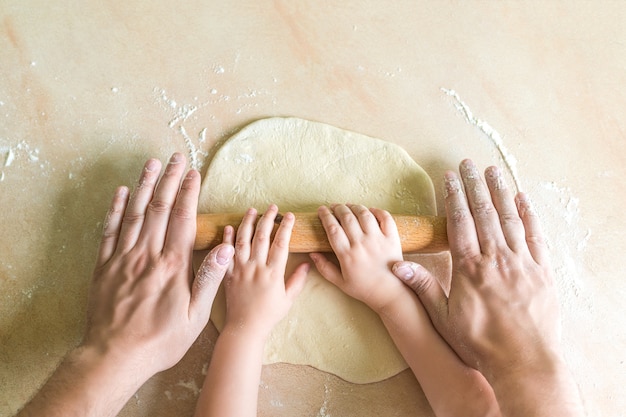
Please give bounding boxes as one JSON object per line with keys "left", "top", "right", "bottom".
{"left": 331, "top": 204, "right": 364, "bottom": 243}
{"left": 235, "top": 207, "right": 257, "bottom": 261}
{"left": 250, "top": 204, "right": 279, "bottom": 261}
{"left": 349, "top": 204, "right": 380, "bottom": 235}
{"left": 369, "top": 208, "right": 399, "bottom": 240}
{"left": 116, "top": 158, "right": 162, "bottom": 253}
{"left": 96, "top": 186, "right": 129, "bottom": 267}
{"left": 318, "top": 205, "right": 350, "bottom": 253}
{"left": 268, "top": 211, "right": 295, "bottom": 267}
{"left": 285, "top": 262, "right": 310, "bottom": 303}
{"left": 310, "top": 253, "right": 344, "bottom": 288}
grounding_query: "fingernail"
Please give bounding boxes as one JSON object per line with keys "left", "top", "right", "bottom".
{"left": 517, "top": 193, "right": 536, "bottom": 216}
{"left": 443, "top": 174, "right": 463, "bottom": 198}
{"left": 185, "top": 170, "right": 198, "bottom": 181}
{"left": 216, "top": 245, "right": 234, "bottom": 265}
{"left": 393, "top": 262, "right": 416, "bottom": 280}
{"left": 170, "top": 152, "right": 183, "bottom": 164}
{"left": 486, "top": 166, "right": 506, "bottom": 190}
{"left": 461, "top": 160, "right": 479, "bottom": 180}
{"left": 145, "top": 159, "right": 159, "bottom": 172}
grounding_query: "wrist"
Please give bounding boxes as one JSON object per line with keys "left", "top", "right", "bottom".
{"left": 18, "top": 344, "right": 149, "bottom": 417}
{"left": 486, "top": 352, "right": 584, "bottom": 416}
{"left": 74, "top": 342, "right": 152, "bottom": 392}
{"left": 220, "top": 323, "right": 270, "bottom": 348}
{"left": 371, "top": 282, "right": 414, "bottom": 316}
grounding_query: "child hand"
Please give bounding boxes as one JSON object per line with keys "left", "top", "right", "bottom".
{"left": 221, "top": 205, "right": 309, "bottom": 341}
{"left": 310, "top": 204, "right": 408, "bottom": 313}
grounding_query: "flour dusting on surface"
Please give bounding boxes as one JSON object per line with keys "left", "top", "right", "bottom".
{"left": 442, "top": 88, "right": 522, "bottom": 193}
{"left": 1, "top": 140, "right": 46, "bottom": 182}
{"left": 154, "top": 87, "right": 209, "bottom": 171}
{"left": 317, "top": 384, "right": 331, "bottom": 417}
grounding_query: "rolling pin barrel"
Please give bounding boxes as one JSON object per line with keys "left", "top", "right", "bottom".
{"left": 194, "top": 212, "right": 448, "bottom": 253}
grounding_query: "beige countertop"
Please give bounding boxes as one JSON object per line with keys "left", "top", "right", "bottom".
{"left": 1, "top": 1, "right": 625, "bottom": 416}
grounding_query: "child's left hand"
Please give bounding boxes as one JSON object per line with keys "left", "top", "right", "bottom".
{"left": 221, "top": 205, "right": 309, "bottom": 341}
{"left": 310, "top": 204, "right": 409, "bottom": 313}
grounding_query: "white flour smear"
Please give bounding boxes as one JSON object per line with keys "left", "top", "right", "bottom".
{"left": 441, "top": 88, "right": 522, "bottom": 193}
{"left": 154, "top": 88, "right": 208, "bottom": 171}
{"left": 1, "top": 140, "right": 45, "bottom": 182}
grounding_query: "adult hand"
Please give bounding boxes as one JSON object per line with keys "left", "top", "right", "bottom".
{"left": 391, "top": 159, "right": 584, "bottom": 416}
{"left": 18, "top": 153, "right": 234, "bottom": 417}
{"left": 85, "top": 152, "right": 233, "bottom": 376}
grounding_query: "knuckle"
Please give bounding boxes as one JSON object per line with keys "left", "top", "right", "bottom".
{"left": 526, "top": 234, "right": 547, "bottom": 247}
{"left": 235, "top": 239, "right": 248, "bottom": 252}
{"left": 499, "top": 212, "right": 522, "bottom": 225}
{"left": 449, "top": 207, "right": 470, "bottom": 224}
{"left": 171, "top": 205, "right": 193, "bottom": 220}
{"left": 326, "top": 223, "right": 344, "bottom": 238}
{"left": 254, "top": 233, "right": 269, "bottom": 245}
{"left": 272, "top": 236, "right": 289, "bottom": 250}
{"left": 472, "top": 201, "right": 495, "bottom": 217}
{"left": 407, "top": 272, "right": 433, "bottom": 295}
{"left": 147, "top": 199, "right": 171, "bottom": 214}
{"left": 122, "top": 212, "right": 145, "bottom": 225}
{"left": 101, "top": 231, "right": 119, "bottom": 242}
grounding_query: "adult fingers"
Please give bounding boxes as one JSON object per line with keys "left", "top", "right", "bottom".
{"left": 163, "top": 168, "right": 201, "bottom": 255}
{"left": 190, "top": 243, "right": 234, "bottom": 324}
{"left": 392, "top": 261, "right": 449, "bottom": 335}
{"left": 516, "top": 192, "right": 550, "bottom": 266}
{"left": 318, "top": 205, "right": 350, "bottom": 254}
{"left": 116, "top": 158, "right": 162, "bottom": 253}
{"left": 96, "top": 186, "right": 129, "bottom": 268}
{"left": 444, "top": 170, "right": 480, "bottom": 260}
{"left": 267, "top": 211, "right": 294, "bottom": 268}
{"left": 235, "top": 208, "right": 257, "bottom": 262}
{"left": 309, "top": 252, "right": 344, "bottom": 288}
{"left": 484, "top": 166, "right": 527, "bottom": 252}
{"left": 251, "top": 205, "right": 279, "bottom": 262}
{"left": 459, "top": 159, "right": 507, "bottom": 253}
{"left": 141, "top": 153, "right": 188, "bottom": 252}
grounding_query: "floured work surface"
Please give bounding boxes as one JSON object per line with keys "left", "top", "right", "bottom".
{"left": 198, "top": 117, "right": 436, "bottom": 383}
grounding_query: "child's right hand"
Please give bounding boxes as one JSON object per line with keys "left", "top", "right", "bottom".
{"left": 310, "top": 204, "right": 410, "bottom": 313}
{"left": 220, "top": 205, "right": 309, "bottom": 341}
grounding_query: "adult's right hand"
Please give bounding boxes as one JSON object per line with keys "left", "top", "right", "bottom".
{"left": 392, "top": 159, "right": 584, "bottom": 416}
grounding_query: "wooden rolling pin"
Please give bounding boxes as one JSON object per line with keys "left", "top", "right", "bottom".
{"left": 194, "top": 212, "right": 448, "bottom": 253}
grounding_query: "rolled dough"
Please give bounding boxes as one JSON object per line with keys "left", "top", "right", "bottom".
{"left": 198, "top": 117, "right": 436, "bottom": 383}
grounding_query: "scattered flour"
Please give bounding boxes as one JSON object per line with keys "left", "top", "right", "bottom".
{"left": 1, "top": 140, "right": 45, "bottom": 182}
{"left": 176, "top": 379, "right": 201, "bottom": 397}
{"left": 317, "top": 384, "right": 331, "bottom": 417}
{"left": 154, "top": 87, "right": 208, "bottom": 171}
{"left": 441, "top": 88, "right": 522, "bottom": 193}
{"left": 153, "top": 80, "right": 276, "bottom": 170}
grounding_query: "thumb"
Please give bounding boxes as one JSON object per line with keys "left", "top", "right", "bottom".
{"left": 392, "top": 261, "right": 449, "bottom": 331}
{"left": 285, "top": 263, "right": 310, "bottom": 303}
{"left": 190, "top": 243, "right": 234, "bottom": 321}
